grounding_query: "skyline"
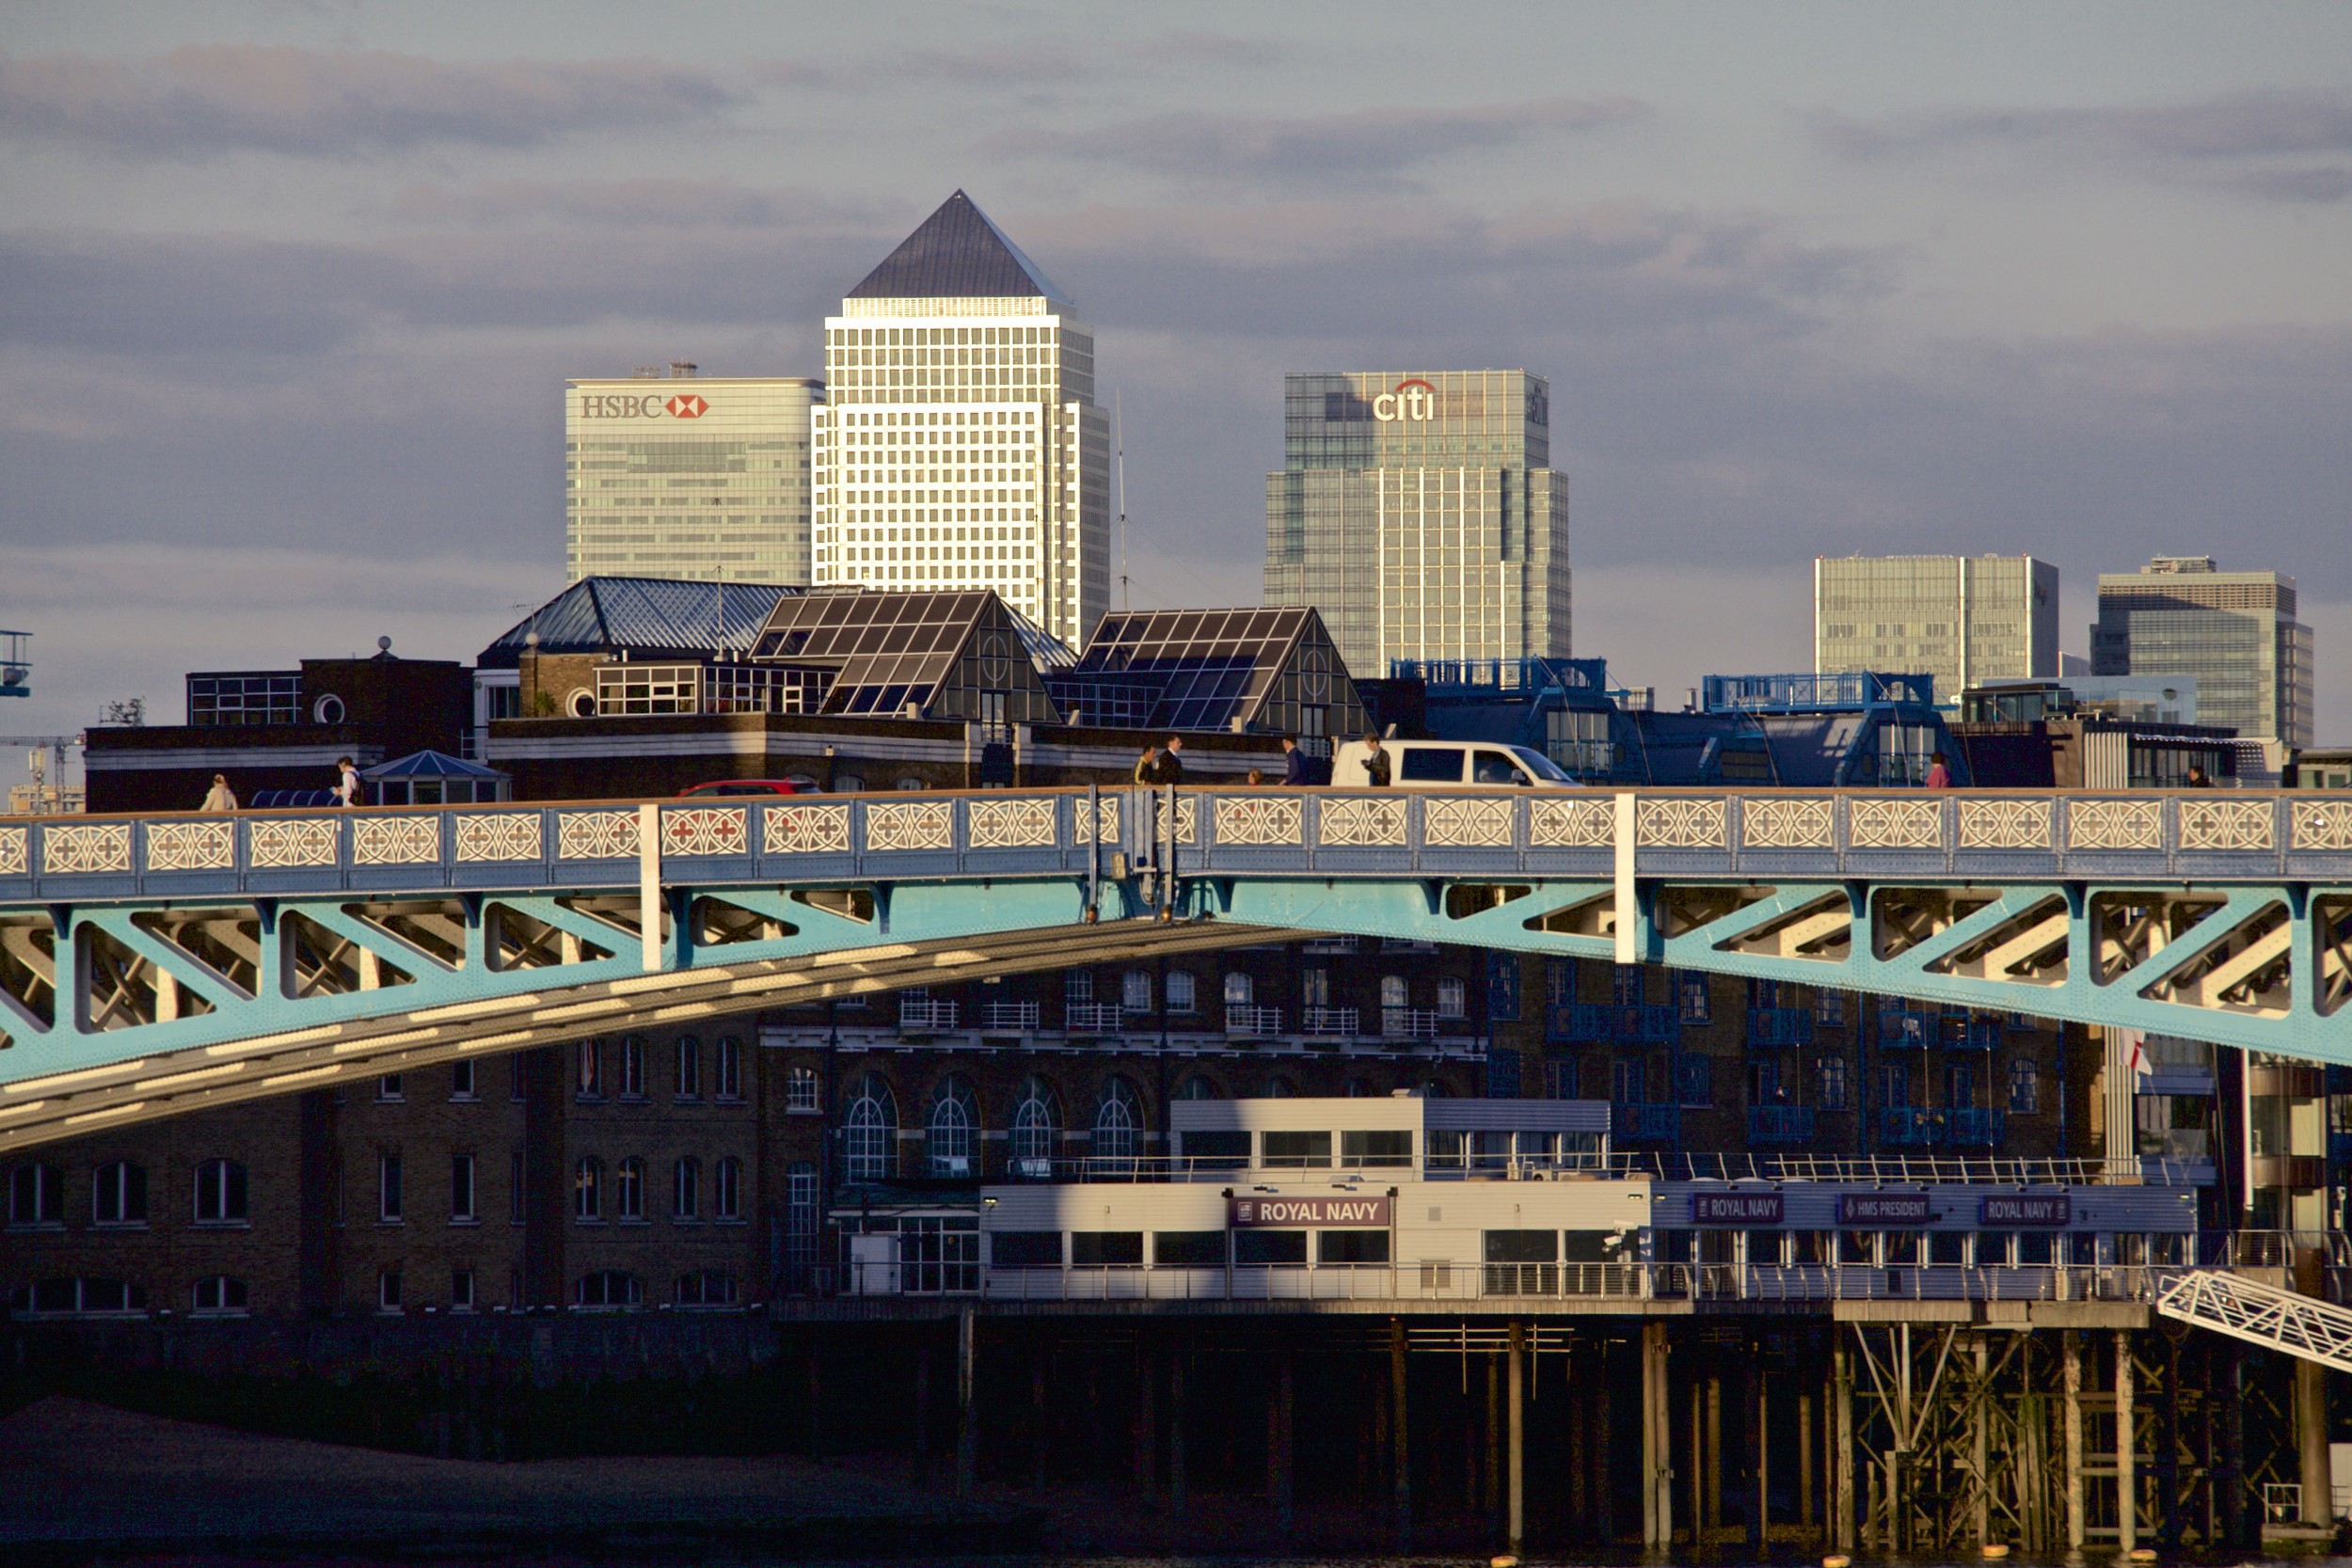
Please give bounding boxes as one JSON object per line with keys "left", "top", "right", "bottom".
{"left": 5, "top": 2, "right": 2350, "bottom": 740}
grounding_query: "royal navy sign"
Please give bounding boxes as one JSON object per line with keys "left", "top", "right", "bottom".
{"left": 1229, "top": 1195, "right": 1392, "bottom": 1227}
{"left": 1837, "top": 1193, "right": 1932, "bottom": 1225}
{"left": 1979, "top": 1194, "right": 2071, "bottom": 1227}
{"left": 1692, "top": 1192, "right": 1784, "bottom": 1225}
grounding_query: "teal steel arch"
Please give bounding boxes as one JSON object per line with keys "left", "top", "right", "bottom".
{"left": 1, "top": 787, "right": 2346, "bottom": 1149}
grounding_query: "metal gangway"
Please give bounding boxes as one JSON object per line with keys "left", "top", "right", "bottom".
{"left": 2153, "top": 1270, "right": 2352, "bottom": 1373}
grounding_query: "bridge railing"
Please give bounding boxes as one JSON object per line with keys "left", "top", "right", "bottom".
{"left": 7, "top": 784, "right": 2348, "bottom": 901}
{"left": 1657, "top": 1151, "right": 2203, "bottom": 1185}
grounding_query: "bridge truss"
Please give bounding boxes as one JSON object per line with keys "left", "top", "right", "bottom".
{"left": 2, "top": 787, "right": 2347, "bottom": 1148}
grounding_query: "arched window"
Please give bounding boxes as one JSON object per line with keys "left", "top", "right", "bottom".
{"left": 928, "top": 1075, "right": 980, "bottom": 1178}
{"left": 1121, "top": 970, "right": 1152, "bottom": 1012}
{"left": 714, "top": 1156, "right": 743, "bottom": 1220}
{"left": 1223, "top": 972, "right": 1253, "bottom": 1006}
{"left": 8, "top": 1162, "right": 64, "bottom": 1227}
{"left": 1174, "top": 1074, "right": 1222, "bottom": 1101}
{"left": 615, "top": 1157, "right": 645, "bottom": 1219}
{"left": 192, "top": 1275, "right": 247, "bottom": 1315}
{"left": 573, "top": 1156, "right": 602, "bottom": 1221}
{"left": 1167, "top": 970, "right": 1197, "bottom": 1014}
{"left": 1009, "top": 1074, "right": 1060, "bottom": 1179}
{"left": 845, "top": 1073, "right": 897, "bottom": 1182}
{"left": 575, "top": 1038, "right": 603, "bottom": 1098}
{"left": 675, "top": 1270, "right": 739, "bottom": 1308}
{"left": 192, "top": 1159, "right": 247, "bottom": 1224}
{"left": 1437, "top": 976, "right": 1467, "bottom": 1018}
{"left": 672, "top": 1156, "right": 701, "bottom": 1220}
{"left": 1379, "top": 974, "right": 1409, "bottom": 1008}
{"left": 674, "top": 1035, "right": 700, "bottom": 1099}
{"left": 573, "top": 1270, "right": 644, "bottom": 1309}
{"left": 1258, "top": 1077, "right": 1296, "bottom": 1099}
{"left": 92, "top": 1161, "right": 146, "bottom": 1226}
{"left": 715, "top": 1036, "right": 743, "bottom": 1099}
{"left": 1092, "top": 1077, "right": 1143, "bottom": 1167}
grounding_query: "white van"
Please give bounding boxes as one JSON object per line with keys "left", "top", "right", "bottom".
{"left": 1328, "top": 739, "right": 1582, "bottom": 789}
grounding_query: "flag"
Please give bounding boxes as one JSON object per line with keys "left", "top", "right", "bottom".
{"left": 2118, "top": 1029, "right": 2151, "bottom": 1079}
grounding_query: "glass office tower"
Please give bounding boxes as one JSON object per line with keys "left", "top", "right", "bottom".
{"left": 564, "top": 372, "right": 822, "bottom": 584}
{"left": 811, "top": 191, "right": 1109, "bottom": 650}
{"left": 1813, "top": 554, "right": 2058, "bottom": 705}
{"left": 1263, "top": 372, "right": 1570, "bottom": 677}
{"left": 2091, "top": 556, "right": 2313, "bottom": 746}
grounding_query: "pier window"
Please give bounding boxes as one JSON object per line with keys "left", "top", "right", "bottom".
{"left": 1153, "top": 1231, "right": 1225, "bottom": 1266}
{"left": 1484, "top": 1229, "right": 1558, "bottom": 1295}
{"left": 1340, "top": 1130, "right": 1413, "bottom": 1168}
{"left": 92, "top": 1162, "right": 146, "bottom": 1227}
{"left": 928, "top": 1076, "right": 980, "bottom": 1178}
{"left": 1232, "top": 1229, "right": 1308, "bottom": 1266}
{"left": 715, "top": 1156, "right": 743, "bottom": 1221}
{"left": 1166, "top": 970, "right": 1197, "bottom": 1014}
{"left": 991, "top": 1231, "right": 1062, "bottom": 1268}
{"left": 1437, "top": 976, "right": 1467, "bottom": 1019}
{"left": 846, "top": 1074, "right": 898, "bottom": 1182}
{"left": 1975, "top": 1231, "right": 2013, "bottom": 1267}
{"left": 1223, "top": 972, "right": 1253, "bottom": 1007}
{"left": 1121, "top": 971, "right": 1152, "bottom": 1012}
{"left": 1930, "top": 1231, "right": 1965, "bottom": 1265}
{"left": 193, "top": 1158, "right": 247, "bottom": 1225}
{"left": 1262, "top": 1131, "right": 1331, "bottom": 1169}
{"left": 1071, "top": 1231, "right": 1142, "bottom": 1267}
{"left": 1319, "top": 1230, "right": 1390, "bottom": 1264}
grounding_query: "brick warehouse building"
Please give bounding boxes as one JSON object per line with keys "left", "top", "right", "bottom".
{"left": 6, "top": 950, "right": 2102, "bottom": 1321}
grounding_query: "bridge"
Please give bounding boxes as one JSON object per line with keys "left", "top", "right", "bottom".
{"left": 2, "top": 785, "right": 2347, "bottom": 1149}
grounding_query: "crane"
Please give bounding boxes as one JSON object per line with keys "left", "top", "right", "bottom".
{"left": 0, "top": 733, "right": 83, "bottom": 816}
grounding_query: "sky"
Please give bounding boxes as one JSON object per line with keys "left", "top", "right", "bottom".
{"left": 4, "top": 1, "right": 2350, "bottom": 752}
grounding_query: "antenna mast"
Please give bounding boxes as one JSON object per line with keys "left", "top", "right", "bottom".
{"left": 1115, "top": 388, "right": 1129, "bottom": 612}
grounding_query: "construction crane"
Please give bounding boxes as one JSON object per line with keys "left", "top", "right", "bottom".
{"left": 0, "top": 733, "right": 83, "bottom": 816}
{"left": 1, "top": 630, "right": 29, "bottom": 699}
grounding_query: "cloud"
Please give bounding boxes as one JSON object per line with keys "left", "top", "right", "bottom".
{"left": 0, "top": 45, "right": 739, "bottom": 158}
{"left": 386, "top": 177, "right": 868, "bottom": 231}
{"left": 993, "top": 97, "right": 1648, "bottom": 189}
{"left": 1817, "top": 89, "right": 2352, "bottom": 201}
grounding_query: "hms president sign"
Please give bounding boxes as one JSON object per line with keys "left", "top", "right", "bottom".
{"left": 1229, "top": 1195, "right": 1392, "bottom": 1227}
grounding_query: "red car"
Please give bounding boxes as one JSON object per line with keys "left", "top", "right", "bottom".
{"left": 675, "top": 779, "right": 816, "bottom": 799}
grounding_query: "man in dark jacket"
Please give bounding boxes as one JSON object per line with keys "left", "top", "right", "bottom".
{"left": 1362, "top": 732, "right": 1391, "bottom": 787}
{"left": 1280, "top": 734, "right": 1310, "bottom": 785}
{"left": 1160, "top": 735, "right": 1184, "bottom": 784}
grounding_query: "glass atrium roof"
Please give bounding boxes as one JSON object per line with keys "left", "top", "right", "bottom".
{"left": 1060, "top": 608, "right": 1324, "bottom": 732}
{"left": 479, "top": 578, "right": 800, "bottom": 668}
{"left": 846, "top": 190, "right": 1070, "bottom": 304}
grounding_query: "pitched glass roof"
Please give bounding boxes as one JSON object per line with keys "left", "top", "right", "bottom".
{"left": 479, "top": 578, "right": 800, "bottom": 668}
{"left": 1057, "top": 608, "right": 1320, "bottom": 732}
{"left": 846, "top": 190, "right": 1070, "bottom": 304}
{"left": 748, "top": 589, "right": 1071, "bottom": 717}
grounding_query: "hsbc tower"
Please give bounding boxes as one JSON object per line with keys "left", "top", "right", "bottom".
{"left": 1263, "top": 371, "right": 1569, "bottom": 677}
{"left": 564, "top": 370, "right": 824, "bottom": 585}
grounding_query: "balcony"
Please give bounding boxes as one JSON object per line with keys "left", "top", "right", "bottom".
{"left": 1882, "top": 1107, "right": 1941, "bottom": 1147}
{"left": 1382, "top": 1006, "right": 1441, "bottom": 1039}
{"left": 978, "top": 1000, "right": 1041, "bottom": 1032}
{"left": 1225, "top": 1006, "right": 1285, "bottom": 1039}
{"left": 1300, "top": 935, "right": 1360, "bottom": 955}
{"left": 1550, "top": 1002, "right": 1679, "bottom": 1045}
{"left": 1746, "top": 1006, "right": 1816, "bottom": 1048}
{"left": 1947, "top": 1107, "right": 2006, "bottom": 1145}
{"left": 1612, "top": 1103, "right": 1682, "bottom": 1144}
{"left": 1063, "top": 1002, "right": 1123, "bottom": 1036}
{"left": 1301, "top": 1006, "right": 1359, "bottom": 1037}
{"left": 1747, "top": 1105, "right": 1818, "bottom": 1146}
{"left": 1879, "top": 1008, "right": 1934, "bottom": 1048}
{"left": 1947, "top": 1018, "right": 2002, "bottom": 1052}
{"left": 898, "top": 999, "right": 960, "bottom": 1032}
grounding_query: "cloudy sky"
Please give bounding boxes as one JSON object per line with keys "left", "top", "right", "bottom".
{"left": 5, "top": 1, "right": 2350, "bottom": 748}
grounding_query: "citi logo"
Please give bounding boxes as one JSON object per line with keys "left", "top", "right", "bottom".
{"left": 1373, "top": 379, "right": 1436, "bottom": 421}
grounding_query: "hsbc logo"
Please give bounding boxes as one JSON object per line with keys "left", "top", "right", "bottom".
{"left": 578, "top": 393, "right": 710, "bottom": 420}
{"left": 1373, "top": 379, "right": 1436, "bottom": 421}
